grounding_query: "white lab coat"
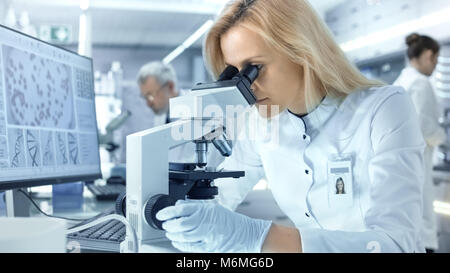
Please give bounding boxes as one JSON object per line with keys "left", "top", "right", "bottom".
{"left": 215, "top": 85, "right": 426, "bottom": 253}
{"left": 394, "top": 66, "right": 447, "bottom": 250}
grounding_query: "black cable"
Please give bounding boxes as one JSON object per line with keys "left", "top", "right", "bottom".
{"left": 18, "top": 189, "right": 92, "bottom": 222}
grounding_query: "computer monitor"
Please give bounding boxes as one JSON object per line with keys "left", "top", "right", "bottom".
{"left": 0, "top": 25, "right": 101, "bottom": 190}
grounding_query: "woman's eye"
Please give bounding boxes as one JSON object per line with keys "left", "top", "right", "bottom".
{"left": 244, "top": 63, "right": 263, "bottom": 68}
{"left": 256, "top": 65, "right": 265, "bottom": 74}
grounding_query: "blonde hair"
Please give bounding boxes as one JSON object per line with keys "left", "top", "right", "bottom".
{"left": 204, "top": 0, "right": 383, "bottom": 111}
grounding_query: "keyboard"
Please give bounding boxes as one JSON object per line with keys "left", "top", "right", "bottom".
{"left": 86, "top": 184, "right": 125, "bottom": 201}
{"left": 67, "top": 208, "right": 125, "bottom": 252}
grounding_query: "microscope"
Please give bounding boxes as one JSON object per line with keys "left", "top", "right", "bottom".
{"left": 99, "top": 109, "right": 132, "bottom": 160}
{"left": 98, "top": 110, "right": 132, "bottom": 184}
{"left": 120, "top": 64, "right": 260, "bottom": 252}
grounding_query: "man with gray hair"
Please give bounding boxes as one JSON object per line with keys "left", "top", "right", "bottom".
{"left": 131, "top": 60, "right": 201, "bottom": 164}
{"left": 137, "top": 61, "right": 180, "bottom": 125}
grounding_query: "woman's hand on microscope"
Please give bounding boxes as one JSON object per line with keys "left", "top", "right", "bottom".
{"left": 156, "top": 199, "right": 272, "bottom": 253}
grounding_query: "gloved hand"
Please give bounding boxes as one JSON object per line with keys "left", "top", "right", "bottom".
{"left": 156, "top": 199, "right": 272, "bottom": 253}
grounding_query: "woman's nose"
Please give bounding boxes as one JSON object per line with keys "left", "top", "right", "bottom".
{"left": 252, "top": 81, "right": 261, "bottom": 93}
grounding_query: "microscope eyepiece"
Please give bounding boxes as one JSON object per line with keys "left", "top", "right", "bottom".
{"left": 218, "top": 65, "right": 239, "bottom": 81}
{"left": 237, "top": 64, "right": 261, "bottom": 84}
{"left": 191, "top": 63, "right": 259, "bottom": 105}
{"left": 218, "top": 64, "right": 260, "bottom": 83}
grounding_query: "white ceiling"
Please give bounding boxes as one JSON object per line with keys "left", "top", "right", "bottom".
{"left": 2, "top": 0, "right": 349, "bottom": 48}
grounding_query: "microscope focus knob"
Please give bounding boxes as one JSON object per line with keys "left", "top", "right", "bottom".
{"left": 115, "top": 192, "right": 127, "bottom": 217}
{"left": 144, "top": 194, "right": 173, "bottom": 230}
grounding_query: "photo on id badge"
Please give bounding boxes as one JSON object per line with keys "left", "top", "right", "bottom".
{"left": 328, "top": 154, "right": 353, "bottom": 208}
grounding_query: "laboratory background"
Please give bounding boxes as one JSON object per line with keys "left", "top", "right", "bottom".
{"left": 0, "top": 0, "right": 450, "bottom": 253}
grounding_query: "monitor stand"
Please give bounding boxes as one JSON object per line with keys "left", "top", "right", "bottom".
{"left": 5, "top": 189, "right": 31, "bottom": 217}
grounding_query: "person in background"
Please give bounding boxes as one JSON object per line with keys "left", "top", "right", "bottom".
{"left": 137, "top": 61, "right": 180, "bottom": 126}
{"left": 394, "top": 33, "right": 445, "bottom": 253}
{"left": 134, "top": 61, "right": 196, "bottom": 163}
{"left": 118, "top": 62, "right": 180, "bottom": 163}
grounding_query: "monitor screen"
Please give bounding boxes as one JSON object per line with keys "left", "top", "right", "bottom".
{"left": 0, "top": 25, "right": 101, "bottom": 190}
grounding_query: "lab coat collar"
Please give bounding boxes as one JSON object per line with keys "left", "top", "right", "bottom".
{"left": 287, "top": 95, "right": 341, "bottom": 136}
{"left": 403, "top": 66, "right": 421, "bottom": 77}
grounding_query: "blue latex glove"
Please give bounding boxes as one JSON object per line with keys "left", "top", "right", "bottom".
{"left": 156, "top": 199, "right": 272, "bottom": 253}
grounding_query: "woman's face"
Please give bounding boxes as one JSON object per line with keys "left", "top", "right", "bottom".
{"left": 337, "top": 181, "right": 344, "bottom": 192}
{"left": 220, "top": 25, "right": 305, "bottom": 118}
{"left": 416, "top": 49, "right": 439, "bottom": 76}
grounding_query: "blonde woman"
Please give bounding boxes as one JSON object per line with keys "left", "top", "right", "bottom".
{"left": 156, "top": 0, "right": 425, "bottom": 253}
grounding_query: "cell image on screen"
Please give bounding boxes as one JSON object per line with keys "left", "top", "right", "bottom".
{"left": 0, "top": 136, "right": 7, "bottom": 160}
{"left": 8, "top": 128, "right": 26, "bottom": 168}
{"left": 25, "top": 129, "right": 41, "bottom": 167}
{"left": 76, "top": 99, "right": 97, "bottom": 131}
{"left": 0, "top": 114, "right": 5, "bottom": 136}
{"left": 0, "top": 161, "right": 7, "bottom": 169}
{"left": 40, "top": 130, "right": 55, "bottom": 167}
{"left": 55, "top": 131, "right": 68, "bottom": 166}
{"left": 0, "top": 55, "right": 3, "bottom": 112}
{"left": 0, "top": 25, "right": 102, "bottom": 189}
{"left": 68, "top": 132, "right": 79, "bottom": 165}
{"left": 74, "top": 68, "right": 94, "bottom": 100}
{"left": 79, "top": 133, "right": 100, "bottom": 165}
{"left": 0, "top": 55, "right": 4, "bottom": 134}
{"left": 2, "top": 45, "right": 75, "bottom": 129}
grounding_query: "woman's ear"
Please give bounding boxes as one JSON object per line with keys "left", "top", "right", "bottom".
{"left": 431, "top": 51, "right": 440, "bottom": 63}
{"left": 421, "top": 49, "right": 434, "bottom": 62}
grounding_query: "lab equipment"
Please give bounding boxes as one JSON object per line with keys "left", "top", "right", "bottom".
{"left": 98, "top": 109, "right": 132, "bottom": 165}
{"left": 67, "top": 207, "right": 125, "bottom": 252}
{"left": 0, "top": 191, "right": 6, "bottom": 216}
{"left": 87, "top": 109, "right": 131, "bottom": 199}
{"left": 0, "top": 217, "right": 66, "bottom": 253}
{"left": 0, "top": 25, "right": 102, "bottom": 191}
{"left": 52, "top": 182, "right": 84, "bottom": 211}
{"left": 121, "top": 65, "right": 260, "bottom": 252}
{"left": 86, "top": 183, "right": 125, "bottom": 201}
{"left": 65, "top": 209, "right": 137, "bottom": 253}
{"left": 0, "top": 25, "right": 101, "bottom": 216}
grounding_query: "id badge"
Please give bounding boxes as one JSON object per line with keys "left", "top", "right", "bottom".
{"left": 328, "top": 154, "right": 353, "bottom": 208}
